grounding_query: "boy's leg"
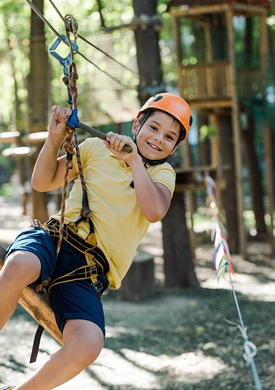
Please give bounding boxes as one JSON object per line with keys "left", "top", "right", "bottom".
{"left": 0, "top": 250, "right": 41, "bottom": 330}
{"left": 14, "top": 319, "right": 104, "bottom": 390}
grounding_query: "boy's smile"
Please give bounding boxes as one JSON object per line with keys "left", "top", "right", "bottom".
{"left": 133, "top": 111, "right": 181, "bottom": 161}
{"left": 147, "top": 141, "right": 161, "bottom": 151}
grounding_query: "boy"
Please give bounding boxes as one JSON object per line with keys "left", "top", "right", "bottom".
{"left": 0, "top": 92, "right": 192, "bottom": 390}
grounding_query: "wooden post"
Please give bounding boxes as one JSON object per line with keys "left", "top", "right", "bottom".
{"left": 170, "top": 13, "right": 184, "bottom": 93}
{"left": 209, "top": 113, "right": 223, "bottom": 214}
{"left": 0, "top": 248, "right": 63, "bottom": 345}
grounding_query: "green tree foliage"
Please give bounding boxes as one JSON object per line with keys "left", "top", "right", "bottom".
{"left": 0, "top": 1, "right": 30, "bottom": 129}
{"left": 0, "top": 0, "right": 182, "bottom": 131}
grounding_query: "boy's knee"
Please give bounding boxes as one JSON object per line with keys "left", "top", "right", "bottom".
{"left": 63, "top": 319, "right": 104, "bottom": 370}
{"left": 75, "top": 337, "right": 103, "bottom": 367}
{"left": 64, "top": 324, "right": 103, "bottom": 369}
{"left": 3, "top": 251, "right": 41, "bottom": 285}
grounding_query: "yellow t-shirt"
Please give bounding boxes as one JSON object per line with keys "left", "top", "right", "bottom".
{"left": 53, "top": 137, "right": 176, "bottom": 289}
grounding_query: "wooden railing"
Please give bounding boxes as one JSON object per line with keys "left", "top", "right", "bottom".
{"left": 179, "top": 62, "right": 232, "bottom": 101}
{"left": 179, "top": 62, "right": 263, "bottom": 102}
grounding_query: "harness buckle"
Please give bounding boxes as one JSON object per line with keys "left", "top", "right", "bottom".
{"left": 92, "top": 280, "right": 104, "bottom": 295}
{"left": 30, "top": 219, "right": 42, "bottom": 228}
{"left": 92, "top": 275, "right": 109, "bottom": 296}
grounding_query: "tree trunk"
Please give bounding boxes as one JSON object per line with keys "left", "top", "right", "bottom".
{"left": 241, "top": 117, "right": 266, "bottom": 235}
{"left": 197, "top": 112, "right": 211, "bottom": 166}
{"left": 27, "top": 0, "right": 50, "bottom": 221}
{"left": 10, "top": 50, "right": 29, "bottom": 215}
{"left": 133, "top": 0, "right": 164, "bottom": 105}
{"left": 217, "top": 114, "right": 239, "bottom": 253}
{"left": 162, "top": 192, "right": 199, "bottom": 287}
{"left": 133, "top": 0, "right": 198, "bottom": 287}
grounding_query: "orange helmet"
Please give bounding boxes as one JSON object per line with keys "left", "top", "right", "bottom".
{"left": 136, "top": 92, "right": 193, "bottom": 141}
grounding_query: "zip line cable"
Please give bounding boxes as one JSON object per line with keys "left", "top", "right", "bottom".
{"left": 48, "top": 0, "right": 139, "bottom": 76}
{"left": 24, "top": 0, "right": 134, "bottom": 149}
{"left": 24, "top": 0, "right": 138, "bottom": 89}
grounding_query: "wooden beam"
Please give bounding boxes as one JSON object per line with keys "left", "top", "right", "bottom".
{"left": 169, "top": 2, "right": 268, "bottom": 18}
{"left": 231, "top": 3, "right": 269, "bottom": 15}
{"left": 0, "top": 131, "right": 20, "bottom": 144}
{"left": 175, "top": 163, "right": 230, "bottom": 174}
{"left": 189, "top": 99, "right": 233, "bottom": 109}
{"left": 170, "top": 3, "right": 229, "bottom": 17}
{"left": 175, "top": 179, "right": 226, "bottom": 192}
{"left": 2, "top": 146, "right": 37, "bottom": 157}
{"left": 23, "top": 132, "right": 48, "bottom": 144}
{"left": 0, "top": 248, "right": 63, "bottom": 345}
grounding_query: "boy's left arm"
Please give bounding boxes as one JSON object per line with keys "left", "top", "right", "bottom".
{"left": 104, "top": 132, "right": 172, "bottom": 222}
{"left": 130, "top": 158, "right": 172, "bottom": 222}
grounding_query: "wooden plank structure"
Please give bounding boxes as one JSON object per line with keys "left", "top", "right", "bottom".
{"left": 167, "top": 0, "right": 274, "bottom": 255}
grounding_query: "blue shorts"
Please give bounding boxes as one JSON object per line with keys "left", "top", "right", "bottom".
{"left": 5, "top": 228, "right": 105, "bottom": 336}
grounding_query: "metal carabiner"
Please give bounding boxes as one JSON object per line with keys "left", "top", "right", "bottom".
{"left": 49, "top": 34, "right": 78, "bottom": 75}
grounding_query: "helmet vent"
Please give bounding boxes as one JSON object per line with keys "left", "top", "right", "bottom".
{"left": 189, "top": 116, "right": 193, "bottom": 126}
{"left": 153, "top": 95, "right": 163, "bottom": 102}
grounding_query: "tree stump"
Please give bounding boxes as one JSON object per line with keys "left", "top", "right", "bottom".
{"left": 120, "top": 251, "right": 155, "bottom": 302}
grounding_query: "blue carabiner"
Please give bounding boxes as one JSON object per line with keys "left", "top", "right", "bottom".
{"left": 49, "top": 34, "right": 78, "bottom": 75}
{"left": 67, "top": 108, "right": 79, "bottom": 130}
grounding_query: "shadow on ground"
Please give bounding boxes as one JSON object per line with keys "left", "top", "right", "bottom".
{"left": 1, "top": 198, "right": 275, "bottom": 389}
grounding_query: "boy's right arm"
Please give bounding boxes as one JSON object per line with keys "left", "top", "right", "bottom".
{"left": 31, "top": 106, "right": 77, "bottom": 192}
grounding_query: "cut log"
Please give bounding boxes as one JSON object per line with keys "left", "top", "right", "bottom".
{"left": 120, "top": 251, "right": 155, "bottom": 302}
{"left": 0, "top": 245, "right": 63, "bottom": 345}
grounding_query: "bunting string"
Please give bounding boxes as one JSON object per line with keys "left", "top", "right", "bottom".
{"left": 205, "top": 173, "right": 262, "bottom": 390}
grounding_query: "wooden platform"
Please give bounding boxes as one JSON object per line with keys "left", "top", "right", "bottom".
{"left": 174, "top": 164, "right": 230, "bottom": 192}
{"left": 0, "top": 245, "right": 63, "bottom": 345}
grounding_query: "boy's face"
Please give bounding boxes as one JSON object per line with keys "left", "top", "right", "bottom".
{"left": 132, "top": 110, "right": 181, "bottom": 161}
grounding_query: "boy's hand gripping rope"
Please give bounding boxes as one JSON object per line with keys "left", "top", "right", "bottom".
{"left": 205, "top": 173, "right": 262, "bottom": 390}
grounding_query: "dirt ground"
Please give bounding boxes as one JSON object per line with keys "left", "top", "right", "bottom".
{"left": 0, "top": 197, "right": 275, "bottom": 390}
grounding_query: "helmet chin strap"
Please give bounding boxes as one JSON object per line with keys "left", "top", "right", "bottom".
{"left": 134, "top": 138, "right": 168, "bottom": 165}
{"left": 134, "top": 109, "right": 168, "bottom": 166}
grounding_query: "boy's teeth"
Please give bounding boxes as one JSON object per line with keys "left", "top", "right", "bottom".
{"left": 149, "top": 143, "right": 159, "bottom": 150}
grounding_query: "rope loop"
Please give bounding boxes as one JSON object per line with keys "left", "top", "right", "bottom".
{"left": 63, "top": 127, "right": 75, "bottom": 156}
{"left": 65, "top": 14, "right": 78, "bottom": 41}
{"left": 69, "top": 62, "right": 78, "bottom": 109}
{"left": 243, "top": 340, "right": 258, "bottom": 363}
{"left": 81, "top": 206, "right": 92, "bottom": 222}
{"left": 62, "top": 74, "right": 69, "bottom": 87}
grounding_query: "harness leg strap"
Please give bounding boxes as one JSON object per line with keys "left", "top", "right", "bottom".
{"left": 30, "top": 324, "right": 44, "bottom": 363}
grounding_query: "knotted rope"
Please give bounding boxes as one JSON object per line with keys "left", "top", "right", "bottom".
{"left": 55, "top": 15, "right": 92, "bottom": 258}
{"left": 56, "top": 128, "right": 75, "bottom": 258}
